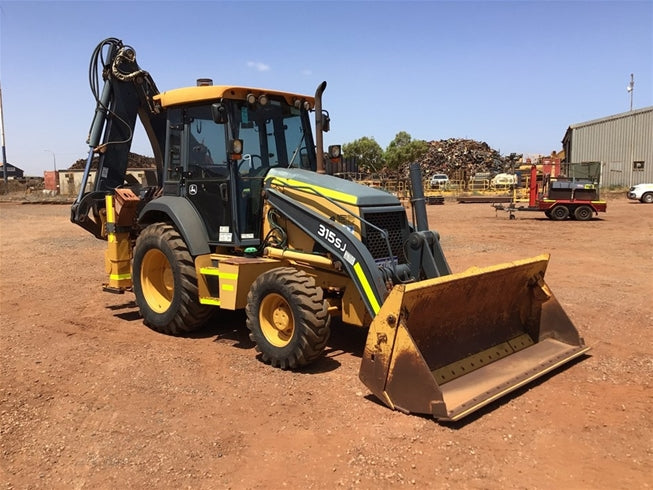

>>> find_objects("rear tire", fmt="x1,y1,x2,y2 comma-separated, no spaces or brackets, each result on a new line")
641,193,653,204
133,222,212,335
574,205,593,221
550,205,569,221
246,267,330,369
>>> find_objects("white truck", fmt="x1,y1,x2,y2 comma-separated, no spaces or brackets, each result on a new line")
627,183,653,203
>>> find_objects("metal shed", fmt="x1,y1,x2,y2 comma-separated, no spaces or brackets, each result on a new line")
562,106,653,188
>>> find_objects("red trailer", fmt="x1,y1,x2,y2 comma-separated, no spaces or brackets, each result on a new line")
495,163,606,221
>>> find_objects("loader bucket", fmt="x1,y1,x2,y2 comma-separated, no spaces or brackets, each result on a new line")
359,254,589,422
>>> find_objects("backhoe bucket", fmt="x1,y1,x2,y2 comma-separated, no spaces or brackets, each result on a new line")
359,254,589,422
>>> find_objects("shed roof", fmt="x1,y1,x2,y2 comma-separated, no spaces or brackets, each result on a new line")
568,105,653,130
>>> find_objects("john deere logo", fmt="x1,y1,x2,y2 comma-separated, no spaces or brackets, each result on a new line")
188,184,198,195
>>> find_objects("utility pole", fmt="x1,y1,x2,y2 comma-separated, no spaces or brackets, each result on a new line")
627,73,634,111
0,82,8,184
44,149,57,172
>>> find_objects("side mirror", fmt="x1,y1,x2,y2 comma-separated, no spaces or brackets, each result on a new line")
211,102,227,124
322,110,331,132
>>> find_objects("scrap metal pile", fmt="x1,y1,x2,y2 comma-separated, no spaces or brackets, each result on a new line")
414,138,512,180
68,153,156,170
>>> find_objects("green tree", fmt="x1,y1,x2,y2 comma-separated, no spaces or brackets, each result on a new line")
384,131,429,172
342,136,385,174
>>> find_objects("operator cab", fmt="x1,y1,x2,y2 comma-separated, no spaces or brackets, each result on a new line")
161,90,317,249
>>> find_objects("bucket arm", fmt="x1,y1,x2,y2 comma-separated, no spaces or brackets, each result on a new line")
71,38,166,238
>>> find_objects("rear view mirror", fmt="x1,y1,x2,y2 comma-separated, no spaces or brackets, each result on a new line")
211,102,227,124
321,110,331,132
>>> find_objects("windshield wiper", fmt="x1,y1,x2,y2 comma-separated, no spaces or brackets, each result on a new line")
287,132,305,168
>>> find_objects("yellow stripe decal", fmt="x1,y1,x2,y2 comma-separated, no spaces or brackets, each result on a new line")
199,268,238,280
105,195,115,223
353,262,381,314
200,297,221,306
109,273,131,280
221,284,234,291
268,176,358,205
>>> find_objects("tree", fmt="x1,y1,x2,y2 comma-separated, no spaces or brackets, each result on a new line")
384,131,429,173
342,136,385,174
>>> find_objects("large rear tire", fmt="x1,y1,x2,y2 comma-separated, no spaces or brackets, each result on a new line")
133,222,212,335
246,267,330,369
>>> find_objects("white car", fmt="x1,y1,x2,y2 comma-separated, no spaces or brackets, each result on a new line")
627,183,653,203
429,174,450,189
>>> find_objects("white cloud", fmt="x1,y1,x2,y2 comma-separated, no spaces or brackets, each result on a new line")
301,69,313,76
247,61,270,72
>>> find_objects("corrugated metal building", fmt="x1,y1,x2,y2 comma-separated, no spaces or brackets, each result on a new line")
562,106,653,187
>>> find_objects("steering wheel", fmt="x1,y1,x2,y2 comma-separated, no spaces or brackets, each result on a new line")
238,154,263,174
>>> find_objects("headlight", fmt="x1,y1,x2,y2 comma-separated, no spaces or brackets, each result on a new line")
328,145,341,159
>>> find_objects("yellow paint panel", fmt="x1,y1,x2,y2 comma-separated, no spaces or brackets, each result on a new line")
155,85,314,109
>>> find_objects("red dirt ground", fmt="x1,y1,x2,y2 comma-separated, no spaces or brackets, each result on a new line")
1,195,651,489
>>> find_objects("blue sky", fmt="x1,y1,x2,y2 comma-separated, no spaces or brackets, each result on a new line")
1,0,651,176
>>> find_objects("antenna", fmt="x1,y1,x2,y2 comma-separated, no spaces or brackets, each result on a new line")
0,82,7,184
627,73,634,111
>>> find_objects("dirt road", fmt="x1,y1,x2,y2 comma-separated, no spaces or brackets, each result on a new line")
1,196,651,489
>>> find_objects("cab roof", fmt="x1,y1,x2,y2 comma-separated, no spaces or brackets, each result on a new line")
153,85,315,109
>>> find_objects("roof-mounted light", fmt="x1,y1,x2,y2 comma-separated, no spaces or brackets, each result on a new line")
293,98,311,111
246,93,269,106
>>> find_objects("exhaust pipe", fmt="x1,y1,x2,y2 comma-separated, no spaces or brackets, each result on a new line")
314,81,327,174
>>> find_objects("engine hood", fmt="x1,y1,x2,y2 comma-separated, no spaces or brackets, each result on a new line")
265,168,401,207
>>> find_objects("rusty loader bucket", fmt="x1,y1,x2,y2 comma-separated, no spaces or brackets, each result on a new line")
359,254,589,422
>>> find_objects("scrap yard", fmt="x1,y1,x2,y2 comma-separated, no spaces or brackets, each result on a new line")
0,0,651,487
1,195,651,488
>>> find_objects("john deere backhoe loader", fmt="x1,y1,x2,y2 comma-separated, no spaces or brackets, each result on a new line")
71,38,589,421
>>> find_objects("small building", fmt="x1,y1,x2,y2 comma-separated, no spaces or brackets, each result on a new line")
0,162,25,179
562,106,653,187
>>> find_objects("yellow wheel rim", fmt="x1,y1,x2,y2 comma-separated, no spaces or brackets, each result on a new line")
259,293,294,347
140,249,174,313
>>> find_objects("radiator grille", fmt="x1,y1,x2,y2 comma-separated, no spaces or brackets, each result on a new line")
362,210,408,264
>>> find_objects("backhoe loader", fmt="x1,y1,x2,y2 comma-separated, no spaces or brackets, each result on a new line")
71,38,589,421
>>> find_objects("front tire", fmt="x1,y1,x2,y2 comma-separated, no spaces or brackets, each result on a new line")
246,267,330,369
132,222,212,335
641,193,653,204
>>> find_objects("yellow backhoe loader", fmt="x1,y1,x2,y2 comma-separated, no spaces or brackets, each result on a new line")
71,38,589,422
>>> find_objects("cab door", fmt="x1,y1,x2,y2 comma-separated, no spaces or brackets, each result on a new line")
182,106,234,244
